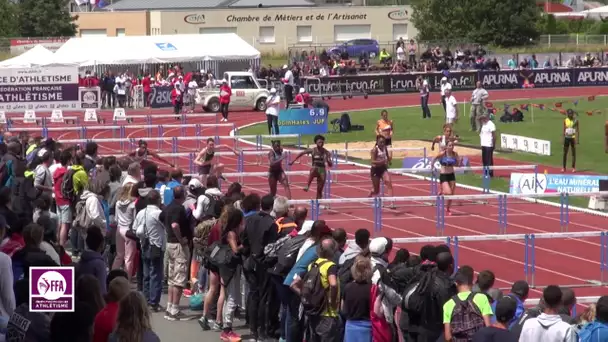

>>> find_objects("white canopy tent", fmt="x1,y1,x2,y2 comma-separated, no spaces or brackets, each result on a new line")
53,33,261,66
0,45,55,68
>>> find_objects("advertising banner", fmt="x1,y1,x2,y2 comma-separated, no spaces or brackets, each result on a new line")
401,157,470,174
509,173,608,194
150,86,173,108
302,67,608,96
278,107,328,135
0,66,80,111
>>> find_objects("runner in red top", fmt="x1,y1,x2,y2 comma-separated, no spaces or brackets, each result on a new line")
142,73,152,107
219,79,232,122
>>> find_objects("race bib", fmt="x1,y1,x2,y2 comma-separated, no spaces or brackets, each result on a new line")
565,127,575,136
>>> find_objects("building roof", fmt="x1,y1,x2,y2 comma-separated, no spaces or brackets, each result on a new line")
104,0,314,10
537,2,574,13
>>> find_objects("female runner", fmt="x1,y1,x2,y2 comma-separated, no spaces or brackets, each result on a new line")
431,123,459,151
375,109,394,146
562,109,579,173
126,140,174,168
432,141,461,215
268,140,292,199
368,136,395,207
194,137,238,182
289,135,333,199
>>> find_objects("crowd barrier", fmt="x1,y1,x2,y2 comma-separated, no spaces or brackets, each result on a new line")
288,191,608,235
301,67,608,95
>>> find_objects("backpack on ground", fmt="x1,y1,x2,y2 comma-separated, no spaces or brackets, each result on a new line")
301,260,331,316
450,293,485,342
271,234,308,276
60,168,78,202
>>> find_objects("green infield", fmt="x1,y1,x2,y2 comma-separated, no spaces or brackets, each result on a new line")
236,96,608,207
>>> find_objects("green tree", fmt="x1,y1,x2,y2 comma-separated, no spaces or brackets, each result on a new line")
0,0,19,37
17,0,77,37
411,0,541,47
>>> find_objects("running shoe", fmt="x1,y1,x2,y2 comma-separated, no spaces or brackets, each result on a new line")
165,311,191,321
198,317,211,331
220,331,242,342
303,186,309,192
213,321,224,331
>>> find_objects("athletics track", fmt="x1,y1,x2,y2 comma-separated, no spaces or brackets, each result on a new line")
7,86,608,307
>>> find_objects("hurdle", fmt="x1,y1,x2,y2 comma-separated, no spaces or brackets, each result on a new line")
288,191,608,236
385,230,608,289
59,134,302,153
5,116,80,130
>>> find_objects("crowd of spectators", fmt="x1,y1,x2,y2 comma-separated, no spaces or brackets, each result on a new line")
1,133,608,342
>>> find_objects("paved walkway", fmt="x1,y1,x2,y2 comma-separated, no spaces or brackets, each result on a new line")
151,294,251,340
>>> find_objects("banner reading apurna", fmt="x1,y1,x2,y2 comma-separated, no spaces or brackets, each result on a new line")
301,67,608,95
0,66,80,112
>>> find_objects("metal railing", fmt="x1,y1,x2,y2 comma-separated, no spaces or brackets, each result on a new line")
539,34,608,46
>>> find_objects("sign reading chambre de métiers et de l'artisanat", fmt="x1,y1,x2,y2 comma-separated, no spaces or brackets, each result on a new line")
0,66,80,112
226,12,368,23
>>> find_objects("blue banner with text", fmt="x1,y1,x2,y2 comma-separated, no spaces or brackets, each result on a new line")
278,108,328,135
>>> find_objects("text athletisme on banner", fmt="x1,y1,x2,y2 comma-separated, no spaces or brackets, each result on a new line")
0,66,79,111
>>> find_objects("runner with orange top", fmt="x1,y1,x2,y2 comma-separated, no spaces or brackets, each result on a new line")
375,110,394,146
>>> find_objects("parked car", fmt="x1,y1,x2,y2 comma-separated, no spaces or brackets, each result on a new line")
329,39,380,59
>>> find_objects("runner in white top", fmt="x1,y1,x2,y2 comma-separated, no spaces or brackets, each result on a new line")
265,88,281,135
440,77,452,112
444,88,458,124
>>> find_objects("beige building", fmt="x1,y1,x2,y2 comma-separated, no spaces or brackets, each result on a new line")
75,6,416,54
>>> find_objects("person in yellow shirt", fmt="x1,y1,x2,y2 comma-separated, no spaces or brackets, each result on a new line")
562,109,579,173
379,48,392,67
443,266,493,341
291,237,339,341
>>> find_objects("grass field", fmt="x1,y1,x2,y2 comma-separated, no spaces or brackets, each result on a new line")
238,96,608,206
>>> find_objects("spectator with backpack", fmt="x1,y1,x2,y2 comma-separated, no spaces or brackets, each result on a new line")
193,175,223,221
242,194,279,341
73,181,107,239
134,190,166,312
71,152,90,197
442,266,492,341
472,296,518,342
578,296,608,342
491,280,528,328
53,150,73,247
284,220,331,342
291,237,340,342
161,169,183,206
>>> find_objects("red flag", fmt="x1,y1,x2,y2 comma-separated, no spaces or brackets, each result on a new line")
555,102,563,108
588,95,596,101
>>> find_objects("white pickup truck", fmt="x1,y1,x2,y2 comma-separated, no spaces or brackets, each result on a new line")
196,71,270,112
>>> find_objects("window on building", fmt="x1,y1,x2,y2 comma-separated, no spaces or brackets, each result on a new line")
333,25,371,42
392,24,408,41
80,29,107,37
116,28,126,37
258,26,275,44
296,26,313,43
199,27,237,34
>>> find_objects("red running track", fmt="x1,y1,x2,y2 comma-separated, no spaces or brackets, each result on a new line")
9,86,608,304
